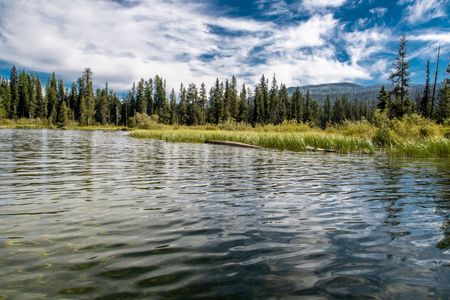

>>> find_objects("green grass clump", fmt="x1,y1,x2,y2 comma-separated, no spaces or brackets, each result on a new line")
387,138,450,157
325,120,377,139
2,113,449,157
390,114,444,139
130,117,450,157
130,129,376,154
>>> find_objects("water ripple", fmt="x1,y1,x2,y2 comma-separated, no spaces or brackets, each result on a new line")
0,129,449,298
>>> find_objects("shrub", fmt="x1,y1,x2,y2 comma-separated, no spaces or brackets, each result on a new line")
129,113,168,129
391,114,442,139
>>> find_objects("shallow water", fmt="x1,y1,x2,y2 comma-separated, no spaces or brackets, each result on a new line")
0,129,449,299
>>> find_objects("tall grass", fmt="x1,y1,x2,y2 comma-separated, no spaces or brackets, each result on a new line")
0,118,127,131
130,114,450,157
0,118,53,129
2,114,449,157
131,129,376,154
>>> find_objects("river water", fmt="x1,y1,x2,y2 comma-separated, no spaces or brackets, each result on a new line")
0,129,449,299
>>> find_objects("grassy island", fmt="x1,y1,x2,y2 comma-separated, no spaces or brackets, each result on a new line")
129,113,450,157
2,113,449,157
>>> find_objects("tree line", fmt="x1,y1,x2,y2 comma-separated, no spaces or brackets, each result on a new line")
376,36,449,123
0,36,449,127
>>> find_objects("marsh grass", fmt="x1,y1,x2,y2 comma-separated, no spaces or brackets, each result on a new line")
0,118,127,131
130,115,450,157
0,118,53,129
2,115,449,157
131,129,376,154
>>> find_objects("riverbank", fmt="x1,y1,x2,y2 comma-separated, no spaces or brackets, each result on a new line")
129,115,450,157
0,119,127,131
2,116,450,157
130,128,450,157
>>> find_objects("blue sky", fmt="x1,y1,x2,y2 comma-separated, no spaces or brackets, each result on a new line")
0,0,448,91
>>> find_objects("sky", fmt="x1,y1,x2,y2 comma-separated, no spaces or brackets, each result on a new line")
0,0,449,92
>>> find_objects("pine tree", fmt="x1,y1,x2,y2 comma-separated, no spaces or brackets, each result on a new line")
262,76,269,122
56,79,65,123
0,92,5,119
122,92,132,126
342,95,351,120
209,79,223,124
351,98,361,121
136,78,146,114
254,75,268,124
388,35,411,118
435,62,450,123
238,84,248,123
246,87,254,124
419,60,431,117
377,85,389,111
332,97,345,124
28,75,37,119
110,94,121,126
253,84,260,124
69,82,78,120
322,96,332,127
290,87,303,122
18,69,29,118
223,79,231,122
199,82,207,124
311,99,321,126
303,90,314,123
35,77,46,119
0,79,11,119
58,99,69,126
277,84,288,124
153,75,169,122
46,73,58,124
129,82,136,116
169,88,177,124
186,83,200,125
269,75,279,124
178,83,188,124
83,68,95,125
79,95,87,125
359,100,367,120
9,66,19,119
98,87,109,124
145,79,153,116
230,76,238,120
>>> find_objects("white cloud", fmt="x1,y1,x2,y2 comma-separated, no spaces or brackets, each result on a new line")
344,28,390,65
403,0,448,24
267,52,371,86
271,14,337,50
302,0,347,9
409,32,450,44
256,0,295,17
0,0,389,91
369,7,388,17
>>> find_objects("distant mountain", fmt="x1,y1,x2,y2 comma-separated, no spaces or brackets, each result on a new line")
287,82,426,104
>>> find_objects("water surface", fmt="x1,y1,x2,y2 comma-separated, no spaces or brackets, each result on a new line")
0,129,449,299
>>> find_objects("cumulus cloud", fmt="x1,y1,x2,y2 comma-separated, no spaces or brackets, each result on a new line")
0,0,385,91
344,28,391,65
271,14,337,50
402,0,448,24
